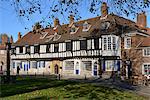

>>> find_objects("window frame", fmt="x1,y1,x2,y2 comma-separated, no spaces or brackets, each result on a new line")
80,40,87,50
34,45,40,54
143,63,150,75
19,46,23,54
143,48,150,57
124,37,131,49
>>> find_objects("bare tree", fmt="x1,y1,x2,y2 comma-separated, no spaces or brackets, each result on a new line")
0,0,149,28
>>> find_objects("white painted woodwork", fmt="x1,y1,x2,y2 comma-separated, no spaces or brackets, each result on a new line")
40,45,46,53
31,46,34,54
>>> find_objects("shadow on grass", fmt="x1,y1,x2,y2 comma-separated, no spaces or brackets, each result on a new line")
1,76,78,97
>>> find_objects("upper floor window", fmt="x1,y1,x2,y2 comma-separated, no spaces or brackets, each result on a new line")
80,40,87,50
66,42,72,51
94,38,99,50
143,48,150,56
19,46,23,53
87,39,94,50
34,45,40,53
102,36,117,50
26,46,30,54
70,24,79,34
54,44,59,52
124,37,131,49
82,21,91,32
46,44,51,53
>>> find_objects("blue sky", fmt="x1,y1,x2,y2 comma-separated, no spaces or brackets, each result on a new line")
0,1,150,42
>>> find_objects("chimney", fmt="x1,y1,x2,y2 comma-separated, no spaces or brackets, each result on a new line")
54,18,60,27
101,2,108,17
69,15,74,24
2,34,8,45
137,12,147,27
10,35,13,43
18,32,22,41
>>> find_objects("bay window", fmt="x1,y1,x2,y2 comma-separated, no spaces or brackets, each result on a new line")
102,35,117,50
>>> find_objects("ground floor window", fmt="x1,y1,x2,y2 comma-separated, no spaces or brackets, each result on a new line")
82,61,92,71
32,61,37,69
64,61,74,70
105,60,118,71
143,64,150,75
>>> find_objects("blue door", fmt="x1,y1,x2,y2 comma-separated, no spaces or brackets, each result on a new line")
93,62,98,76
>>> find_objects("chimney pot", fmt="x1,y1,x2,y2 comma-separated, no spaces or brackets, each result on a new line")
18,32,22,41
101,2,108,17
54,18,60,27
69,15,74,24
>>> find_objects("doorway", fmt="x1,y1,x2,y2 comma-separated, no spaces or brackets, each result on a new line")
54,64,59,74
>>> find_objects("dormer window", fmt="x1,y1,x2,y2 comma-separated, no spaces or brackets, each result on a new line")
53,32,61,41
40,32,48,39
82,21,91,32
70,24,79,34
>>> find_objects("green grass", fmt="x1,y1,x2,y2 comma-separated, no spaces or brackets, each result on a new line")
0,77,147,100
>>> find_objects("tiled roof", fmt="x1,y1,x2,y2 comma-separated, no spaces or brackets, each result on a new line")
13,14,150,46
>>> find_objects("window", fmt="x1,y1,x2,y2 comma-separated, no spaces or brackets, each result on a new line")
65,61,74,70
40,61,45,68
34,45,40,53
103,37,107,50
102,36,117,50
143,48,150,56
73,41,80,51
94,38,99,50
26,46,30,54
105,60,114,71
80,40,87,50
12,62,15,68
124,37,131,49
87,40,92,50
19,46,23,53
32,61,37,69
70,24,79,34
54,44,59,52
82,22,91,31
66,42,72,51
46,44,51,53
11,48,16,55
82,61,92,71
143,64,150,75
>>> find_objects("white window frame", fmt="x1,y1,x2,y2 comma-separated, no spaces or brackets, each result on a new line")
124,37,131,49
142,63,150,75
143,47,150,57
102,35,118,51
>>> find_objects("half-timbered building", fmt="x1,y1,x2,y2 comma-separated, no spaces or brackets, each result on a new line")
10,3,150,80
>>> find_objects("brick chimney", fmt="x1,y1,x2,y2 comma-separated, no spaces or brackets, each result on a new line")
137,12,147,28
10,35,13,43
54,18,60,27
2,34,8,45
18,32,22,41
69,15,74,24
101,2,108,17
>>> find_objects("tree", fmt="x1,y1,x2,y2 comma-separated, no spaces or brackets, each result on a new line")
0,0,150,28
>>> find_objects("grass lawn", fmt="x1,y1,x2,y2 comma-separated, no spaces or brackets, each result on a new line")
0,77,147,100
